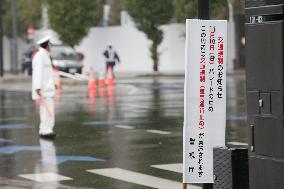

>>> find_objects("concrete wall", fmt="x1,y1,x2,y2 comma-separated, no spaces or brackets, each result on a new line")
159,24,185,72
3,36,26,72
32,22,235,74
76,23,186,74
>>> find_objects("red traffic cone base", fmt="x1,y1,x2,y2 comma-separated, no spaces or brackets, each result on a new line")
88,66,97,89
106,67,115,85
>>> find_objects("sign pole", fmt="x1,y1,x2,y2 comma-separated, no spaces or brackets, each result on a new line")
198,0,209,20
199,1,213,189
184,1,226,189
183,1,209,188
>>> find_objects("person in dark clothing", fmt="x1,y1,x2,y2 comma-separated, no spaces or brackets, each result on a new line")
103,44,120,78
22,44,37,76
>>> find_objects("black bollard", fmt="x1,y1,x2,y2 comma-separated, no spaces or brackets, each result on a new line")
202,183,213,189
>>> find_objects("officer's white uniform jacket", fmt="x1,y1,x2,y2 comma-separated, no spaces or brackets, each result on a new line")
32,47,55,100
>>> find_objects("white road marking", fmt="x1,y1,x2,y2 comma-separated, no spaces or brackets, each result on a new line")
0,117,26,121
114,125,135,129
227,141,248,146
87,168,201,189
122,84,139,95
19,173,72,182
59,71,84,81
147,129,171,135
151,163,182,173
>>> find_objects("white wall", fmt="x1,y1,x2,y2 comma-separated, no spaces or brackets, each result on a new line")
32,22,234,74
3,36,26,72
159,24,185,72
76,23,186,74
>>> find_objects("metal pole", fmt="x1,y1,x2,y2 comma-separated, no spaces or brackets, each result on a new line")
198,0,213,188
183,1,212,188
198,0,209,20
11,0,18,74
0,0,3,77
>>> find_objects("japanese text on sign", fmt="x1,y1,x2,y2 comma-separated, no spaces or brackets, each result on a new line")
183,19,227,183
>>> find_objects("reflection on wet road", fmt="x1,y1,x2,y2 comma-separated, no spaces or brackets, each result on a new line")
0,74,246,189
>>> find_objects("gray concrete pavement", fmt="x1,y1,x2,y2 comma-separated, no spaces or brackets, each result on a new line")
0,72,246,189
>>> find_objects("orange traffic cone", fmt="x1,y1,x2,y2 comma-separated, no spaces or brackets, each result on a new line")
88,88,96,113
98,69,106,87
82,64,86,76
88,66,97,89
106,66,114,85
53,67,62,89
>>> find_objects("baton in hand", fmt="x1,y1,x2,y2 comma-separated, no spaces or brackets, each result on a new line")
40,97,53,117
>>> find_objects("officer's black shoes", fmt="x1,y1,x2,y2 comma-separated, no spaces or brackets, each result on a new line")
39,133,56,140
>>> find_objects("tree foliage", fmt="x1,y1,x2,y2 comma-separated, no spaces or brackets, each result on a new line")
2,0,42,39
210,0,228,19
108,0,123,25
173,0,197,22
124,0,174,72
173,0,228,21
46,0,103,47
233,0,245,14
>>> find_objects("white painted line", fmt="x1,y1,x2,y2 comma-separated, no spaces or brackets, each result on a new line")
19,173,72,182
147,129,171,135
114,125,135,130
121,84,139,95
87,168,199,189
74,73,89,81
87,168,201,189
0,117,26,121
59,71,83,81
227,141,248,146
151,163,182,173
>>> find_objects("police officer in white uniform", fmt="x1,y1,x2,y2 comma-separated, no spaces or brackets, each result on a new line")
32,36,56,139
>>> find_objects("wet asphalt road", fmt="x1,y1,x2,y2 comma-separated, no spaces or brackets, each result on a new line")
0,74,247,189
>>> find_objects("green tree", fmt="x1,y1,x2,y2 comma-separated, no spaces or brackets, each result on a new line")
2,0,42,39
210,0,228,19
173,0,228,21
107,0,123,25
173,0,197,22
46,0,103,47
233,0,245,14
124,0,174,72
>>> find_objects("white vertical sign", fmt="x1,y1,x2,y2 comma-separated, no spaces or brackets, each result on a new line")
183,19,227,183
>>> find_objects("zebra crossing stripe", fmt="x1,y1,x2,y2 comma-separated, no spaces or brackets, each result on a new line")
227,141,248,146
0,117,26,121
114,125,135,129
87,167,201,189
146,129,171,135
151,163,182,173
19,172,72,182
